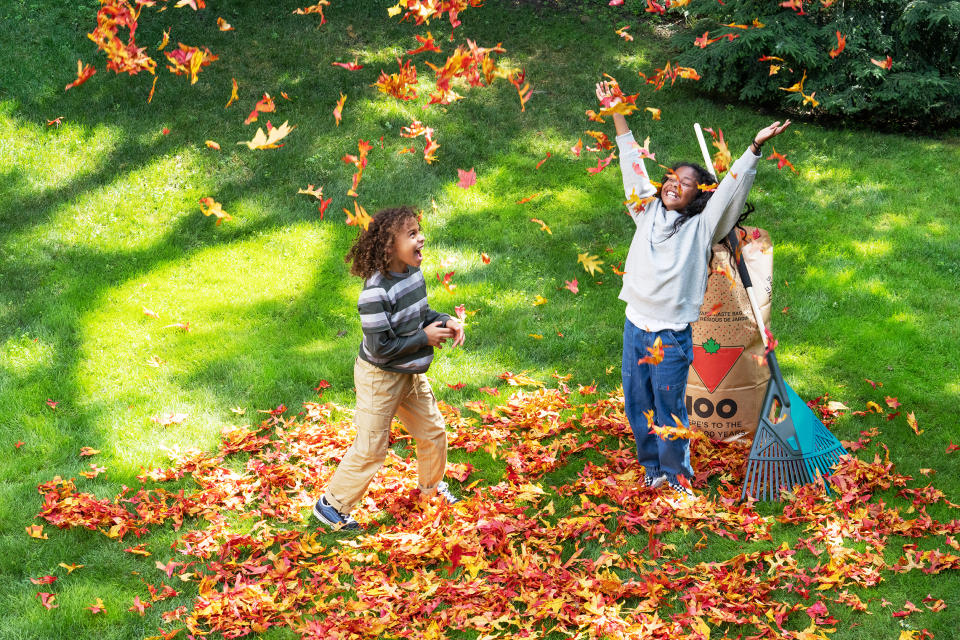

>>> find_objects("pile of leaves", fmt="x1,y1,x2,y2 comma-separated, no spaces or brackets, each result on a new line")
31,383,959,639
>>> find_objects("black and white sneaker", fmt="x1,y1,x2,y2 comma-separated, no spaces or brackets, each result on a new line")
643,472,667,489
312,496,360,531
435,481,459,504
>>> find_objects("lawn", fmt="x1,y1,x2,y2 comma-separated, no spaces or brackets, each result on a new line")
1,0,959,638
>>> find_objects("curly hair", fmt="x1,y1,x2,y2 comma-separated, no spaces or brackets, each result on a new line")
344,206,419,280
658,162,717,238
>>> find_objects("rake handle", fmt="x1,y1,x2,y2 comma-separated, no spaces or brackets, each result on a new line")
725,227,790,406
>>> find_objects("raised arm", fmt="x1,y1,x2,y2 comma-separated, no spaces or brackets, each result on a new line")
700,120,791,242
597,81,656,220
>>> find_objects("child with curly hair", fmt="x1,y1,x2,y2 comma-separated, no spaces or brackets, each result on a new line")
596,80,790,499
314,206,464,530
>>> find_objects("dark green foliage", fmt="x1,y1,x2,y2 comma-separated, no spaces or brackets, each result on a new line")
670,0,960,129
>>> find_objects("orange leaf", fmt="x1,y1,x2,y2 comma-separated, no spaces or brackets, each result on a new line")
65,60,96,91
26,525,48,539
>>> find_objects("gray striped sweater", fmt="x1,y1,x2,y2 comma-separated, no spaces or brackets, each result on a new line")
357,267,450,373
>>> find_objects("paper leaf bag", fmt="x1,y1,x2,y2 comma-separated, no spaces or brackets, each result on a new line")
686,227,773,442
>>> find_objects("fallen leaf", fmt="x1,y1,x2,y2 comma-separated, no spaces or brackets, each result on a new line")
564,278,579,294
151,413,188,426
86,598,107,614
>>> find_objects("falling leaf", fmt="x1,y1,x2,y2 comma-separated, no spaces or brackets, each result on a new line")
645,107,662,120
871,55,893,70
344,201,372,230
828,31,846,58
65,60,96,91
530,218,552,234
779,69,807,94
947,442,959,454
535,152,551,170
480,252,491,264
14,440,25,449
615,25,633,41
333,92,347,126
143,307,160,319
225,78,238,108
199,197,233,225
571,138,583,157
639,336,670,365
766,146,798,173
158,29,170,51
587,153,615,174
239,119,295,150
217,17,233,31
508,68,532,112
564,279,579,294
447,382,466,390
906,412,922,435
516,192,540,204
332,58,363,71
26,525,48,539
164,44,218,85
577,253,604,276
298,184,325,200
457,168,477,189
408,32,442,55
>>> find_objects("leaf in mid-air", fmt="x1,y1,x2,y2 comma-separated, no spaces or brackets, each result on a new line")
577,253,604,276
199,197,233,224
457,168,477,189
237,120,295,150
65,60,96,91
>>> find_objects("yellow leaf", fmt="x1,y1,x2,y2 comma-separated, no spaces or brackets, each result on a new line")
577,252,605,276
238,120,295,150
532,295,548,306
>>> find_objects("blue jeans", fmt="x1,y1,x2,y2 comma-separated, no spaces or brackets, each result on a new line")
622,319,695,481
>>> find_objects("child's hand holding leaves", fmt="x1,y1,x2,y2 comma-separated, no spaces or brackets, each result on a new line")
424,321,454,348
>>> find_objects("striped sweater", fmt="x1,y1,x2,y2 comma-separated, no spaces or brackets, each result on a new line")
357,267,450,373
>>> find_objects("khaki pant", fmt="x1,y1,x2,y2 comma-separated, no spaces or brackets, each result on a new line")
324,357,448,514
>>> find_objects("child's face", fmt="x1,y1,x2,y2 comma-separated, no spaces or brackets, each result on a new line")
661,166,699,211
388,217,424,272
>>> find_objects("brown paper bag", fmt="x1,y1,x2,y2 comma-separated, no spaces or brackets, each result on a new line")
686,227,773,442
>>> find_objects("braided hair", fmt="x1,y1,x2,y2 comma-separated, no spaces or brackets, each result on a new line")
344,206,418,280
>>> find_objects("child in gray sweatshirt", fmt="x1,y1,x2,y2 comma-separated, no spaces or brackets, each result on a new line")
596,80,790,498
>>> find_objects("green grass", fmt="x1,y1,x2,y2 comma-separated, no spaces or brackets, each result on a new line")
1,0,959,638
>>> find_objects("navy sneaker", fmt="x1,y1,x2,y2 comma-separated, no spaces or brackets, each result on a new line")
312,496,359,531
435,481,459,504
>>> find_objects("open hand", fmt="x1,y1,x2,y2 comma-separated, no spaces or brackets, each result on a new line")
595,80,620,106
753,120,792,146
